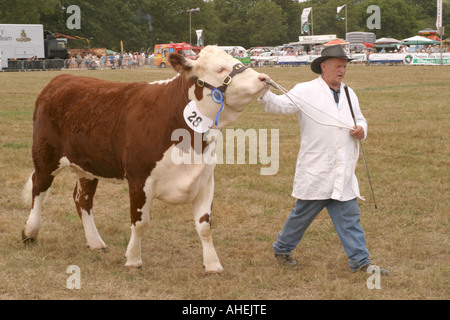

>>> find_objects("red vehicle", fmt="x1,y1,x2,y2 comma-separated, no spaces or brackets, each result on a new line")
153,42,200,67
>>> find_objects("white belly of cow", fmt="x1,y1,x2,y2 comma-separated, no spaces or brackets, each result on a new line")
149,145,215,205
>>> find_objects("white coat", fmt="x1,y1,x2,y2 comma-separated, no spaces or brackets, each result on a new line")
258,76,367,201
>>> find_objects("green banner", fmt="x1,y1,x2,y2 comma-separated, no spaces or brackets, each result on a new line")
404,53,450,65
236,57,251,64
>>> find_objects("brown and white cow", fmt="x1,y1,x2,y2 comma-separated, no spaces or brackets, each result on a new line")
22,46,269,273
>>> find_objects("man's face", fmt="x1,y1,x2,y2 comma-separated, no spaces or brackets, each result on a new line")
321,58,348,88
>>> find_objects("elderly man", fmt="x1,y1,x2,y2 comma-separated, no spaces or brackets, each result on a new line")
259,45,386,274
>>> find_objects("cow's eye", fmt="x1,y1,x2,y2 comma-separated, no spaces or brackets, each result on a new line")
217,68,226,73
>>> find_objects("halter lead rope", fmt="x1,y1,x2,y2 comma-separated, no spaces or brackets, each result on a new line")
264,79,353,130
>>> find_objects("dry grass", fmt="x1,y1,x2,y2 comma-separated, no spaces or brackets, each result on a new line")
0,64,448,300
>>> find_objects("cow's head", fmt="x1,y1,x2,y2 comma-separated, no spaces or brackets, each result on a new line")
169,45,269,129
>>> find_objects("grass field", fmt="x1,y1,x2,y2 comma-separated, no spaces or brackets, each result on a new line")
0,64,448,300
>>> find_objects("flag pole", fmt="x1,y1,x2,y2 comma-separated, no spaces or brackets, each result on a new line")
437,0,443,65
337,5,347,36
345,5,348,35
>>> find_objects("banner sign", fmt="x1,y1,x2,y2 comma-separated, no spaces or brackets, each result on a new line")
298,34,336,44
367,53,449,65
236,57,251,64
301,7,312,34
252,53,449,66
277,55,318,64
368,53,405,63
276,54,366,65
403,53,450,65
196,29,203,47
348,54,367,62
437,0,443,29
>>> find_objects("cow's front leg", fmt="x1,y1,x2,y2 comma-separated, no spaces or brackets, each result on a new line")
193,175,223,273
125,177,152,268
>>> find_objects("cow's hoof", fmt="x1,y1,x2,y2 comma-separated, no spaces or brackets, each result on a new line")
204,264,224,274
86,241,107,251
22,230,36,249
87,245,108,253
205,269,223,274
125,260,143,269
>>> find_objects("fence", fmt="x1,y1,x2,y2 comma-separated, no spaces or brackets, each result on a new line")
2,52,449,72
251,52,450,67
2,59,66,71
1,56,154,71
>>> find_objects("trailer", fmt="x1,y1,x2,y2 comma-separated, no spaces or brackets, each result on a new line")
0,24,68,70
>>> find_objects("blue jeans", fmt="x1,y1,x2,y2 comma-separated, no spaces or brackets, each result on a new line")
273,198,370,272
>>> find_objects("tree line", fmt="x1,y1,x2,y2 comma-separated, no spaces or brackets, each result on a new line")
0,0,447,52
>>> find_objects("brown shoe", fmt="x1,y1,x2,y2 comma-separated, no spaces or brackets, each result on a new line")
274,254,297,267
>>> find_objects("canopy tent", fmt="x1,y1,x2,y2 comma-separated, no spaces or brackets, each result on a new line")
418,28,442,42
375,37,402,44
324,38,348,46
419,28,439,35
374,37,402,49
402,35,440,45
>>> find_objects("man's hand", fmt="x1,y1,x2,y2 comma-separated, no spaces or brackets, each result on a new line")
350,125,365,140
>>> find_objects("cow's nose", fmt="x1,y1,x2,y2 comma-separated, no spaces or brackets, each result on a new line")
258,73,270,83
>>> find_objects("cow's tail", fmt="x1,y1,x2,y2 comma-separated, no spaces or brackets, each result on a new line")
22,173,34,207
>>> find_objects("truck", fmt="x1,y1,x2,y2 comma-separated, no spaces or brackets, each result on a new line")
346,32,376,53
0,24,69,70
153,42,199,67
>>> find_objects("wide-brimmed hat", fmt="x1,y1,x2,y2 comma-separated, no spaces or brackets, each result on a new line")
311,45,353,74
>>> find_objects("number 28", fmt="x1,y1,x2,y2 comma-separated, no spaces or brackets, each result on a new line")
187,111,203,127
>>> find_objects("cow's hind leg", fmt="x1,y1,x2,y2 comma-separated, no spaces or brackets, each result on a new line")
125,177,151,268
193,176,223,273
73,175,106,250
22,171,54,246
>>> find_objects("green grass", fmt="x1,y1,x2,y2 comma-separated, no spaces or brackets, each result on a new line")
0,65,449,300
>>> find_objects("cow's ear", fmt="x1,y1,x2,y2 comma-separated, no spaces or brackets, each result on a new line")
168,53,194,74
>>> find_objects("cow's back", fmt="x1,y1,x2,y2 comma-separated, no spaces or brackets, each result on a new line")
35,74,149,128
33,74,166,179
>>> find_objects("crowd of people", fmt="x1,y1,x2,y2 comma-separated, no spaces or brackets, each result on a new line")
67,51,150,70
378,44,448,54
64,42,449,70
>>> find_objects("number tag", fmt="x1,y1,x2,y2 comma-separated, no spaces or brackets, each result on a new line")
183,100,213,133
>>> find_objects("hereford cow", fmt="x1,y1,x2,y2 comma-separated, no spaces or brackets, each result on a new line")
22,46,270,273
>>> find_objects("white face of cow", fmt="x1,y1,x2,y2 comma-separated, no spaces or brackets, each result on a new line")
169,46,269,128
